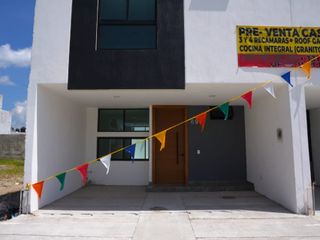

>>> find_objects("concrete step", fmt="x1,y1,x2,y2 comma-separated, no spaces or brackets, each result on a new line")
146,181,254,192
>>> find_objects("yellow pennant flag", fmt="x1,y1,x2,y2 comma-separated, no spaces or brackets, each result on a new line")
301,61,311,80
155,130,167,151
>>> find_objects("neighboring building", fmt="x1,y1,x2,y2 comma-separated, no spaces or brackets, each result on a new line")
25,0,320,214
0,95,12,134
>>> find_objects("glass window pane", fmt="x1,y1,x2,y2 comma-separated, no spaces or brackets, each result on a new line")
97,138,123,160
99,25,156,49
98,110,124,132
124,139,148,159
129,0,156,20
100,0,127,20
125,109,149,132
98,138,148,160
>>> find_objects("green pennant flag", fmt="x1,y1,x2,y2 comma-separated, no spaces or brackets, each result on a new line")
56,173,66,191
219,102,230,120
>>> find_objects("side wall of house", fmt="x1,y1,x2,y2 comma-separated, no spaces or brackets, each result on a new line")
245,85,312,214
36,86,86,209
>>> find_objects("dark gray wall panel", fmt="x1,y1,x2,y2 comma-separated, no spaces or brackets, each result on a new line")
188,106,247,181
68,0,185,89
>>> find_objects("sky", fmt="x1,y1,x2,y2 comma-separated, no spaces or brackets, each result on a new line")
0,0,35,128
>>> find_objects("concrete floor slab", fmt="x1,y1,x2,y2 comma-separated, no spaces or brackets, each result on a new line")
196,238,320,240
1,185,320,239
45,186,146,212
191,218,320,238
0,214,138,239
133,212,195,240
0,237,131,240
142,192,186,211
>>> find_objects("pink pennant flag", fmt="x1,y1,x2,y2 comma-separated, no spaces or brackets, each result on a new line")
195,112,207,131
241,91,253,109
76,163,89,185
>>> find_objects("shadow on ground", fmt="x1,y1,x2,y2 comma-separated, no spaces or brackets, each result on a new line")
315,186,320,215
0,191,20,220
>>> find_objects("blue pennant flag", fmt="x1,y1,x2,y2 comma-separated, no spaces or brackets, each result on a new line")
281,72,293,87
126,144,136,161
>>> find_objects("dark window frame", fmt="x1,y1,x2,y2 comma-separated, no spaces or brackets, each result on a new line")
97,137,149,161
97,0,158,50
98,108,150,132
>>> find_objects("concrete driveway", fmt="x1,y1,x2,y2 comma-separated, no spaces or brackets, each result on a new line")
1,185,320,239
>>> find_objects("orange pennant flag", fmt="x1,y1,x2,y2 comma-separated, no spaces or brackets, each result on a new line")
195,112,207,131
32,181,45,199
301,61,311,80
155,130,167,151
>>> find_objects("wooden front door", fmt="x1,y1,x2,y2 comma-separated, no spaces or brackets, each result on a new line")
152,106,188,185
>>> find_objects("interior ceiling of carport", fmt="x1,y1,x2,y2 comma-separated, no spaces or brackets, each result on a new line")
40,83,285,108
305,85,320,109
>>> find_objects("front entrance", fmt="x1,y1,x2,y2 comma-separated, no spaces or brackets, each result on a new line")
152,106,188,185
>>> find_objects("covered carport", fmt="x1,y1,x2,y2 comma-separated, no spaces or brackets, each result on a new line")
24,81,314,215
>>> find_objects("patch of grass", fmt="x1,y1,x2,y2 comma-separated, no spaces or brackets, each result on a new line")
0,159,24,178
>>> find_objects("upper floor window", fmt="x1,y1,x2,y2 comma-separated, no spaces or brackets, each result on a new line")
98,0,157,49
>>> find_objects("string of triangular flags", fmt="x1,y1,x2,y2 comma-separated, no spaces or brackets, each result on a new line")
28,55,319,199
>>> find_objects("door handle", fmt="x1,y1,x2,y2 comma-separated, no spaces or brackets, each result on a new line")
176,132,179,165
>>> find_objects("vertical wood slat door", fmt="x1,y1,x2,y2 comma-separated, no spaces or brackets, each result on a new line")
153,106,188,185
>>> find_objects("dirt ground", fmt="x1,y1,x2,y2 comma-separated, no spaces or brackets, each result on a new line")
0,160,23,196
0,176,22,196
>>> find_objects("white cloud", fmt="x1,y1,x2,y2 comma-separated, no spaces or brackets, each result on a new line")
11,100,27,128
0,75,15,86
0,44,31,68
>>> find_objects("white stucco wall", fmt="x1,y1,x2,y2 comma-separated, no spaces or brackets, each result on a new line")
0,95,12,134
25,86,86,211
309,108,320,185
0,110,12,134
185,0,320,84
85,108,149,186
29,0,72,85
245,83,312,214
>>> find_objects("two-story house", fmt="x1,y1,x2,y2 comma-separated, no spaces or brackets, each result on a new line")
24,0,320,214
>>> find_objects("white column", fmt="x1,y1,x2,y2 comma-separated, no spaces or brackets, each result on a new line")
289,78,312,214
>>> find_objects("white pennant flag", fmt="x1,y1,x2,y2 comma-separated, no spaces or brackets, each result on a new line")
264,82,276,99
100,155,111,175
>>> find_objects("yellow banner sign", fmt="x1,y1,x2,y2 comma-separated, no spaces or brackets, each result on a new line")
237,26,320,55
